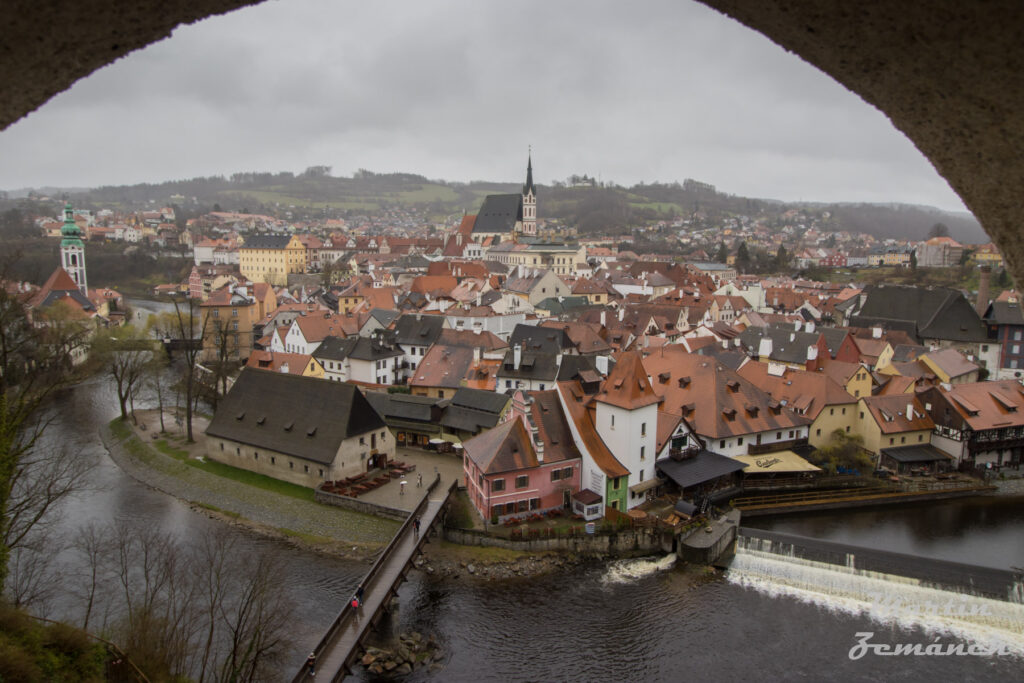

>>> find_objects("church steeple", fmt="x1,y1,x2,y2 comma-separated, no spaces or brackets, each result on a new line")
521,149,537,236
60,203,88,295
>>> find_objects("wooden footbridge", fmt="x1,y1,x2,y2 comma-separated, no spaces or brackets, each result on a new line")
291,474,456,682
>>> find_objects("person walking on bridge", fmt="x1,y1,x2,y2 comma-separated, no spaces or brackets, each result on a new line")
414,516,421,538
306,651,317,677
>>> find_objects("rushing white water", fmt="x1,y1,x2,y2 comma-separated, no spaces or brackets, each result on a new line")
727,543,1024,657
600,554,677,585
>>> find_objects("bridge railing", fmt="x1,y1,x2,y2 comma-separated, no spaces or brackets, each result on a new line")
292,473,452,683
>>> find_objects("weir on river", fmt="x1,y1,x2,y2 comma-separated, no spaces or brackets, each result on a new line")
728,528,1024,657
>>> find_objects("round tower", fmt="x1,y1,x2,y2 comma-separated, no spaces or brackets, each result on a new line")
60,203,88,295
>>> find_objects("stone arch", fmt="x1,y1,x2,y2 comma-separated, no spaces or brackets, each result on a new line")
3,0,1023,280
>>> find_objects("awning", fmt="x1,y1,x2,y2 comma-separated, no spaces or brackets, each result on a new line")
734,450,821,473
628,477,662,494
880,444,954,464
657,451,746,489
428,438,445,444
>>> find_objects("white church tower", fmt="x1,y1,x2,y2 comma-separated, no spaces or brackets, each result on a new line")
60,203,88,295
521,150,537,237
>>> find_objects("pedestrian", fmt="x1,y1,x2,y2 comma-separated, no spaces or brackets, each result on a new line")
417,472,423,487
414,516,421,537
356,585,365,604
306,651,317,677
400,478,406,495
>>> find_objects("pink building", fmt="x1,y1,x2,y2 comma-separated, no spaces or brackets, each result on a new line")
462,390,581,522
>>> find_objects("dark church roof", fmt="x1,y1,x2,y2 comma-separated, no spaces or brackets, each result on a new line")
473,194,522,234
206,369,384,464
243,234,293,249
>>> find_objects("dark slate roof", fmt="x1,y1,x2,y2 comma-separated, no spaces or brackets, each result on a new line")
442,389,509,433
985,300,1024,326
243,234,293,249
880,444,955,464
738,325,820,365
536,296,592,315
851,285,988,344
556,354,606,381
473,194,522,234
820,327,849,358
206,369,384,464
311,336,358,362
36,288,94,311
498,349,560,381
347,335,404,361
367,308,400,327
450,387,510,414
393,314,445,346
510,323,572,354
364,392,441,423
656,451,746,489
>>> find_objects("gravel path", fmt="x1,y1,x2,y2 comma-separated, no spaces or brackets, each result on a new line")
100,422,399,558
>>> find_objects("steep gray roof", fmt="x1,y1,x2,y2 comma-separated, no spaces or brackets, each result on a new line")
510,323,572,354
312,336,358,362
738,325,820,365
851,285,988,343
392,314,445,346
497,349,560,381
473,194,522,233
206,369,384,465
243,234,293,249
985,300,1024,326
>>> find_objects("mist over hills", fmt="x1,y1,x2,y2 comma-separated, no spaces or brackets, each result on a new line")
4,169,987,243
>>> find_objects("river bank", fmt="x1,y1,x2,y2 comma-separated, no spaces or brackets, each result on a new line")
101,412,398,561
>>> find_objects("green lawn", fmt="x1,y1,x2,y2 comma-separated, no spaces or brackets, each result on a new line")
109,419,315,502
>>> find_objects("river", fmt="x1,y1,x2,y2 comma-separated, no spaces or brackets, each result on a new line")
38,299,1023,680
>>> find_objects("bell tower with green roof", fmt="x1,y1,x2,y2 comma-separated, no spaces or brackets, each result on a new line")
60,203,88,295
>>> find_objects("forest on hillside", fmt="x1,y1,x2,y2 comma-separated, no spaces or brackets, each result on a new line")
2,168,988,243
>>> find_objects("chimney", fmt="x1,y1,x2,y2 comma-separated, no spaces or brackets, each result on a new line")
530,419,544,463
872,326,882,339
595,355,609,375
794,320,802,332
906,402,914,420
805,321,815,334
600,310,607,327
789,332,796,342
473,345,481,361
806,345,819,371
977,264,992,316
618,308,625,322
514,343,522,370
758,337,773,359
280,362,289,374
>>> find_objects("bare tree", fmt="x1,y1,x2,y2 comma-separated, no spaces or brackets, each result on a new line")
168,293,209,442
145,344,172,433
73,522,295,682
0,263,90,589
93,325,153,421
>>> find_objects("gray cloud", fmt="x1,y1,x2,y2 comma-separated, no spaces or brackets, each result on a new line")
0,0,966,211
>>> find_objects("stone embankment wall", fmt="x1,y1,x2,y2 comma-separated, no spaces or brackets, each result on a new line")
315,489,410,522
443,527,667,555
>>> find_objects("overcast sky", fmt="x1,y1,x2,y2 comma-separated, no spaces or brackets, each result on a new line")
0,0,968,212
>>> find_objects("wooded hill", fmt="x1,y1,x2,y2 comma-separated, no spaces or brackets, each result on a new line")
6,168,987,243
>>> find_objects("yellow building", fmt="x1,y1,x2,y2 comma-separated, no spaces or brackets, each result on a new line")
822,361,873,399
200,282,277,361
239,234,306,285
855,395,934,458
972,243,1004,268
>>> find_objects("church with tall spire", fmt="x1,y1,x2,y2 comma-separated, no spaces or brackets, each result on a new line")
521,151,537,237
